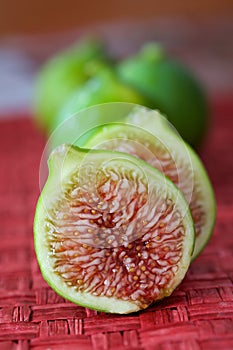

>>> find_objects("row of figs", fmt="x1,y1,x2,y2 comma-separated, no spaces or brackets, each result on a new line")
34,38,216,314
34,37,209,148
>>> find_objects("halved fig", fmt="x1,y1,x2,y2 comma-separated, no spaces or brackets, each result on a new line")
82,108,216,259
34,144,194,314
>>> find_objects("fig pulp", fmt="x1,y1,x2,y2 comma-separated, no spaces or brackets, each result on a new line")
82,108,216,259
34,144,194,313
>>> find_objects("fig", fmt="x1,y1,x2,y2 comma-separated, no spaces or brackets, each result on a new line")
50,68,149,133
82,107,216,259
117,43,209,148
34,37,109,132
34,144,194,314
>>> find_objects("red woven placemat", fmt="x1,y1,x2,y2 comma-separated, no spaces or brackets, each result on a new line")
0,97,233,350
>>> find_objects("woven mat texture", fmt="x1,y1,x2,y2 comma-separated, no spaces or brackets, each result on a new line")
0,97,233,350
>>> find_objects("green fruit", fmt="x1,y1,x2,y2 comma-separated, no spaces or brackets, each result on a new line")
49,102,138,151
34,144,194,314
51,68,149,133
34,37,109,131
117,43,209,148
83,107,216,259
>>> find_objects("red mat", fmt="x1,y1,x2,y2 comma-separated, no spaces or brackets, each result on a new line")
0,97,233,350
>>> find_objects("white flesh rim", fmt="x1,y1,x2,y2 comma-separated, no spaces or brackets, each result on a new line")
34,144,195,314
83,109,216,260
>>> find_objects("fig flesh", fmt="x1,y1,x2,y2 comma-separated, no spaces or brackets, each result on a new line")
82,108,216,259
34,144,194,313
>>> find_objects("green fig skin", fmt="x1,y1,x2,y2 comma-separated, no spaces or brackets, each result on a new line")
50,69,150,134
34,37,110,132
117,43,209,148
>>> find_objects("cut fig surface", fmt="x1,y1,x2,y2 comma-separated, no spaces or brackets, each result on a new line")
82,107,216,259
34,144,194,314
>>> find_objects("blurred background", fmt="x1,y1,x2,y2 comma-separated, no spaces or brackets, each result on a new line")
0,0,232,115
1,0,233,35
